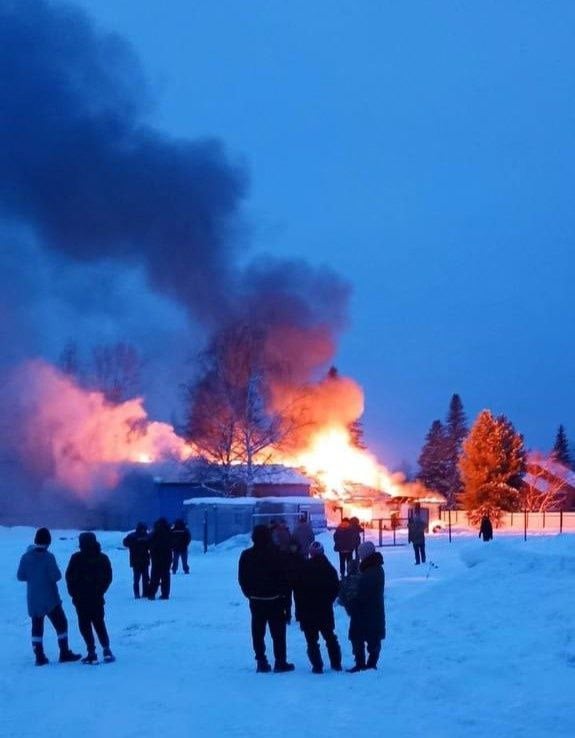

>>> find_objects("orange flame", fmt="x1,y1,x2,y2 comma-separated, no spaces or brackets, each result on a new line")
17,360,191,496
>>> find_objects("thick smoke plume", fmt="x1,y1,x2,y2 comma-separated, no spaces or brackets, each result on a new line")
0,0,351,522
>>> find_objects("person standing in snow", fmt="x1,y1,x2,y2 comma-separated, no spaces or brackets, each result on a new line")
271,519,291,552
148,517,173,600
16,527,81,666
171,518,192,574
281,537,306,624
345,541,385,672
479,515,493,541
66,532,115,664
407,505,427,565
333,518,360,578
292,514,315,558
294,541,342,673
238,525,294,673
123,522,150,598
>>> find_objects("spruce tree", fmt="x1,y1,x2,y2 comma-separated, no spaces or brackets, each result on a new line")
552,425,571,467
417,419,450,497
444,393,467,509
459,410,526,523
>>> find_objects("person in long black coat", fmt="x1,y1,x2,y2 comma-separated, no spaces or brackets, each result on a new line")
148,518,173,600
66,532,114,664
171,519,192,574
479,515,494,541
123,522,150,598
346,541,385,672
294,541,342,673
238,525,294,673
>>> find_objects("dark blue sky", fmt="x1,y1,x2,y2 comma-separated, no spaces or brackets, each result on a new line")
75,1,575,466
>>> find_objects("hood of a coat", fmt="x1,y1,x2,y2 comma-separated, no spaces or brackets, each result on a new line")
359,551,384,572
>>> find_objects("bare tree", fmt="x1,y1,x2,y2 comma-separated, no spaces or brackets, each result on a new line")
90,342,142,404
183,324,303,496
521,456,569,512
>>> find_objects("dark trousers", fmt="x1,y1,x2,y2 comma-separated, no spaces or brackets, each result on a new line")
351,638,381,668
249,599,287,664
413,543,426,564
303,626,341,669
133,564,150,598
172,549,189,574
31,604,68,644
338,551,353,578
149,562,171,599
76,604,110,652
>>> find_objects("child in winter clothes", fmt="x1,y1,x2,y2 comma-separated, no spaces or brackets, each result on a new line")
66,532,114,664
17,527,81,666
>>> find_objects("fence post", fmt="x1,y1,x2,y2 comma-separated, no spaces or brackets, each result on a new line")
203,510,208,554
448,508,452,543
560,509,563,534
542,510,545,529
393,523,397,546
378,519,383,547
523,508,527,542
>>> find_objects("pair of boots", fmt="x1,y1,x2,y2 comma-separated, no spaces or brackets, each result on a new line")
256,658,294,673
82,647,115,665
33,640,81,667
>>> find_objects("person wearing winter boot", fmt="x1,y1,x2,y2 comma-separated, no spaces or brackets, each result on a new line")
346,541,385,672
294,541,342,674
123,522,150,598
17,527,81,666
148,517,173,599
407,504,427,565
66,532,114,665
238,525,294,673
171,518,192,574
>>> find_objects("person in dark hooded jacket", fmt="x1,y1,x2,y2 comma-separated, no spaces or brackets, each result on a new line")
148,517,173,600
294,541,342,673
346,540,385,672
17,527,81,666
238,525,294,673
123,522,150,598
66,532,114,664
171,518,192,574
479,515,493,541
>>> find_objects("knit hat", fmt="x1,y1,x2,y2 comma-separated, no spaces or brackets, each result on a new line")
308,541,324,557
34,527,51,546
358,540,375,561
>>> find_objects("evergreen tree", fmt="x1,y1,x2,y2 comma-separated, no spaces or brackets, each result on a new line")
417,419,450,496
444,393,467,509
552,424,571,467
459,410,526,523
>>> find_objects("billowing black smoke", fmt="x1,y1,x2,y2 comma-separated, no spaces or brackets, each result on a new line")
0,0,350,524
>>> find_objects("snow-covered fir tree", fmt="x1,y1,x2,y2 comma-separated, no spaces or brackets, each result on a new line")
459,410,526,523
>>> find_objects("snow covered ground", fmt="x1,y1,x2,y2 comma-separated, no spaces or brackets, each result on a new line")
1,526,574,738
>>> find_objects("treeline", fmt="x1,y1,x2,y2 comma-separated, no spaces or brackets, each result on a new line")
417,394,573,522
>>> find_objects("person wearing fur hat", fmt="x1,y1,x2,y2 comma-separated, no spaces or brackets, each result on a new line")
294,541,342,673
238,525,294,673
346,540,386,672
66,532,114,664
17,527,81,666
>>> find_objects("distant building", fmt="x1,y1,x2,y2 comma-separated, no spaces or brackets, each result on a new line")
523,454,575,511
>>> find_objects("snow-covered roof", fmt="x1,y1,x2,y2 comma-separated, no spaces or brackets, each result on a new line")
183,495,324,507
526,453,575,488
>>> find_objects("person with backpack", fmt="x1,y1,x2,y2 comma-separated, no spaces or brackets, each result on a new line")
123,522,150,598
345,541,386,672
17,527,81,666
294,541,342,674
171,518,192,574
66,532,114,664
